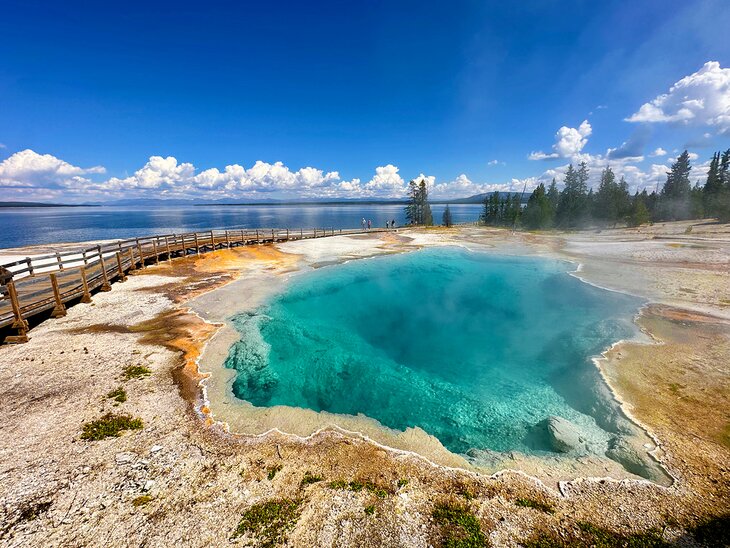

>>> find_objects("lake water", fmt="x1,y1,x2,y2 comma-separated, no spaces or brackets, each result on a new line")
224,247,644,461
0,204,482,249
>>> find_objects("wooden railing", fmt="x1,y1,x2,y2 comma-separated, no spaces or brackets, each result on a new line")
0,226,389,343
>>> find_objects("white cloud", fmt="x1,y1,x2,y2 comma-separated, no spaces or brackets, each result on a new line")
626,61,730,133
487,159,499,166
0,143,7,149
650,147,667,157
0,149,105,189
529,120,592,160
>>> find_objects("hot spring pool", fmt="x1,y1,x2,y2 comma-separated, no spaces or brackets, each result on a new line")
223,247,659,476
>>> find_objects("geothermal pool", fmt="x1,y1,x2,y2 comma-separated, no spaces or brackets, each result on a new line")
224,247,645,465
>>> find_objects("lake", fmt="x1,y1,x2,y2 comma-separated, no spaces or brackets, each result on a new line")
0,204,483,249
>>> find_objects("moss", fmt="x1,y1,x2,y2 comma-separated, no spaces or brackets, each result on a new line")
364,505,375,516
432,502,488,548
514,498,554,514
267,464,283,480
328,479,389,498
397,478,409,488
106,386,127,403
132,495,153,507
299,471,322,487
233,499,301,548
520,522,673,548
122,364,151,380
80,413,143,440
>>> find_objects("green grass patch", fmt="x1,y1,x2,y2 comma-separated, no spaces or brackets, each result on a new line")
300,471,322,487
364,505,375,516
233,499,301,548
106,386,127,403
328,479,389,498
267,464,283,480
132,495,153,507
397,478,409,488
432,502,487,548
80,413,143,440
520,522,673,548
122,364,151,380
514,498,554,514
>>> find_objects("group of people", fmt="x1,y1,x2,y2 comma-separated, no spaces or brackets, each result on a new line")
360,218,397,230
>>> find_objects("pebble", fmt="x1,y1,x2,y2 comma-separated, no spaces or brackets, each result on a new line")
150,445,163,453
115,453,135,464
143,480,156,491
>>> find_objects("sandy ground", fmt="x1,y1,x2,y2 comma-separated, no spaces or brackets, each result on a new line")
0,221,728,547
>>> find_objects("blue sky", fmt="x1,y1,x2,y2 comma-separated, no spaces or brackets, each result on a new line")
1,0,729,201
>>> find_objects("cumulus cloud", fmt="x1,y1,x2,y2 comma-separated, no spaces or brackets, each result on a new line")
529,120,592,160
0,149,105,189
626,61,730,133
650,147,667,157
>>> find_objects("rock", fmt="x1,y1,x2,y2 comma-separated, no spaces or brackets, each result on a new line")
150,445,163,454
544,416,582,453
115,452,135,465
143,480,156,492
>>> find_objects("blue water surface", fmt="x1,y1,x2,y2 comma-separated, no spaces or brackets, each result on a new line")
225,247,642,456
0,204,482,249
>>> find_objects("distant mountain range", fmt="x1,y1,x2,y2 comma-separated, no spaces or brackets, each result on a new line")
0,192,528,208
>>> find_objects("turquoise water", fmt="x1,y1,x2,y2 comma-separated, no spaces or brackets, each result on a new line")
225,248,642,457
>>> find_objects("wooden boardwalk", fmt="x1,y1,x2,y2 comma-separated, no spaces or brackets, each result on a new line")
0,227,385,343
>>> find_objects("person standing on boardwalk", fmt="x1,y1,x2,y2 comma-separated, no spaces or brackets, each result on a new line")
362,218,367,230
367,219,372,230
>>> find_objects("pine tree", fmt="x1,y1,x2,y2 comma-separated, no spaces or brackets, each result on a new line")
442,205,453,227
418,178,433,226
658,150,692,220
405,179,419,225
556,163,590,228
522,183,553,229
547,178,560,214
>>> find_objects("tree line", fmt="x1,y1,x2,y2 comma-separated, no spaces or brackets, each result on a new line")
483,149,730,230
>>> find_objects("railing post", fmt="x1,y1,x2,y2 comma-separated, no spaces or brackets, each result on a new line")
194,233,200,255
4,281,29,343
82,250,88,265
314,228,317,238
210,230,215,251
98,248,111,291
165,236,172,262
271,229,275,241
128,248,136,271
300,228,303,239
256,230,260,244
25,257,34,276
240,229,245,245
56,252,64,271
49,272,67,317
115,252,127,281
286,229,289,241
136,239,145,268
181,233,186,256
152,238,160,265
225,230,230,248
80,267,92,303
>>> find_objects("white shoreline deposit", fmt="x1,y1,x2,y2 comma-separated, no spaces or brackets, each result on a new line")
191,231,673,484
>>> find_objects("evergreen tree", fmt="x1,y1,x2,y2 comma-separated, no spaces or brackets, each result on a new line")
556,163,590,227
419,178,433,226
658,150,692,220
547,178,560,214
522,183,553,229
404,178,433,225
442,204,453,227
594,167,617,225
405,179,419,225
628,192,650,227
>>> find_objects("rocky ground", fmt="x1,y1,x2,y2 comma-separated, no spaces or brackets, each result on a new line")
0,221,728,547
